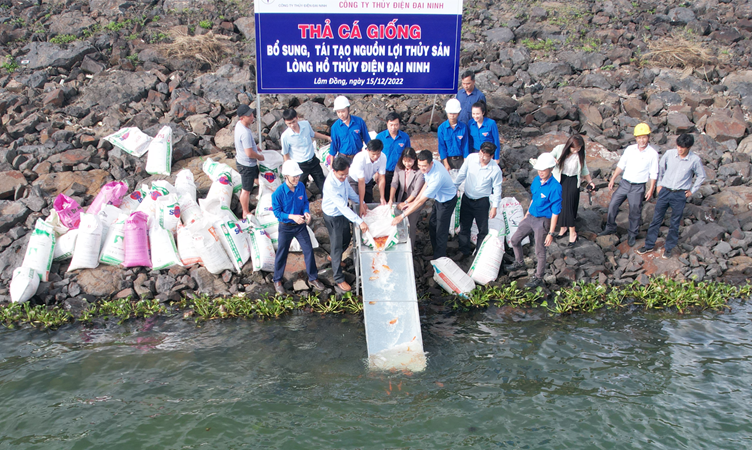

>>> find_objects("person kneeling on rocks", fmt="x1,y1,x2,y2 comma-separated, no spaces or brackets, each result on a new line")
506,153,562,289
271,161,326,295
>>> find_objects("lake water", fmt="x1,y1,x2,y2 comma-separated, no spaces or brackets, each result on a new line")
1,300,751,449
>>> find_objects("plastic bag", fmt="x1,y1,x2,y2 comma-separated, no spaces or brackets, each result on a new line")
175,169,197,202
123,212,151,268
104,127,152,157
156,193,181,234
362,205,399,250
68,213,103,271
10,267,39,304
53,229,78,261
21,218,56,281
202,157,242,194
249,228,275,272
45,210,70,237
87,181,129,215
176,224,202,266
467,230,505,286
53,193,83,230
145,125,173,176
150,224,182,270
215,220,251,273
99,215,127,266
189,219,233,274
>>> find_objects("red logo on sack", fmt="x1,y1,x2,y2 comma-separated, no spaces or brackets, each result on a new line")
218,175,231,185
130,191,142,201
262,171,276,183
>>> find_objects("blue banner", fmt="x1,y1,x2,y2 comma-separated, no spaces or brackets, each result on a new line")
254,8,463,94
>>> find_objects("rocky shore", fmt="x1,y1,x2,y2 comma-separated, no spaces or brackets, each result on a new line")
1,0,752,313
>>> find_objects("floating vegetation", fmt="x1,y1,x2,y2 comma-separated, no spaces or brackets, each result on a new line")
83,297,167,324
452,278,752,315
0,302,73,329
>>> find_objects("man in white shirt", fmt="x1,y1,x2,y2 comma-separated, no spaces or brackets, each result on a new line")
281,108,331,196
453,142,503,259
349,139,387,216
322,156,369,292
599,123,659,247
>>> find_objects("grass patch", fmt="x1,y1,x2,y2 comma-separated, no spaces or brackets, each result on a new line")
199,19,212,30
1,56,18,73
50,34,78,44
158,30,232,68
521,38,558,52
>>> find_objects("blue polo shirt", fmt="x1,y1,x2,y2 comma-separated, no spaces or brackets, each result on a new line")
468,117,501,159
423,162,457,203
528,175,562,218
329,115,370,157
375,129,411,172
437,120,469,160
272,181,310,224
456,87,486,125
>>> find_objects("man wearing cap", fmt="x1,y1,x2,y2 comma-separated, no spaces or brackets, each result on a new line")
375,112,411,202
456,70,486,125
350,139,388,216
391,150,458,259
637,133,706,259
281,108,331,196
271,160,326,295
438,98,469,171
453,142,503,260
329,96,371,159
599,123,659,247
505,153,562,288
235,104,265,219
322,156,370,292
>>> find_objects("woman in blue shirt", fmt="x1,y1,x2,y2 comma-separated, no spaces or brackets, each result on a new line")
468,101,501,162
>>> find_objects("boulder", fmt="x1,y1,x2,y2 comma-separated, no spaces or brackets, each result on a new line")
0,201,31,233
23,41,96,70
0,171,26,200
76,266,123,297
234,17,255,41
683,222,726,247
723,70,752,108
193,64,254,110
78,71,158,109
484,27,515,43
668,7,695,24
48,11,96,36
666,111,694,134
704,186,752,213
0,239,25,280
190,266,230,295
32,169,110,197
704,110,746,143
527,62,572,81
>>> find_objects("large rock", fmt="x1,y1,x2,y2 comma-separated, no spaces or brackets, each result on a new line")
33,169,110,197
23,41,96,70
234,17,255,41
79,71,158,109
683,222,726,247
163,0,216,12
213,125,235,151
498,47,530,67
484,27,515,43
666,111,694,133
668,7,695,24
89,0,138,15
49,11,96,36
76,266,123,297
0,201,30,233
0,171,26,200
296,100,337,131
190,266,230,295
722,70,752,108
527,61,572,81
704,186,752,213
0,239,25,280
557,51,606,71
194,64,254,110
529,132,620,177
737,135,752,156
704,110,747,143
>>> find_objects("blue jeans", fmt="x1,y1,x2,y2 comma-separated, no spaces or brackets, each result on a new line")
273,222,318,283
644,188,687,253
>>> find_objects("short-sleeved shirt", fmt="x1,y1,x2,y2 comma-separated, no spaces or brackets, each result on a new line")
235,121,258,167
375,129,411,172
349,151,386,183
456,87,486,124
422,162,458,203
329,115,370,157
437,120,469,160
281,120,316,163
528,176,562,218
617,144,659,183
468,117,501,159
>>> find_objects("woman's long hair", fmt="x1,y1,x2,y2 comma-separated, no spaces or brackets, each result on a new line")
556,134,586,170
397,147,418,170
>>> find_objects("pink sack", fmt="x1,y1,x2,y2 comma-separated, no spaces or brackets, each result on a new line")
53,194,83,229
87,181,129,215
123,211,151,268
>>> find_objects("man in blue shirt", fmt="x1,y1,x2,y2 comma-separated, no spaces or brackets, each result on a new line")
453,142,503,260
392,150,458,259
375,112,411,202
456,70,486,125
437,98,469,170
271,160,326,295
468,101,501,161
281,108,331,196
506,153,562,288
329,96,371,159
322,156,369,292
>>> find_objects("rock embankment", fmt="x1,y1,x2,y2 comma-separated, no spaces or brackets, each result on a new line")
1,0,752,309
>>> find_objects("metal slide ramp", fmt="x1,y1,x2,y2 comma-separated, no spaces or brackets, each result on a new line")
353,204,426,372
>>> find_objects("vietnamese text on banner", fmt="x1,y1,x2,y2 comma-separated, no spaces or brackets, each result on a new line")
254,0,464,94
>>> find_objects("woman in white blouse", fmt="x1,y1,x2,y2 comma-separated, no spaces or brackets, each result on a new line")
550,134,595,246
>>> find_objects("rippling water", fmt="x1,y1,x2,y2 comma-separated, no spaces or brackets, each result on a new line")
1,300,751,449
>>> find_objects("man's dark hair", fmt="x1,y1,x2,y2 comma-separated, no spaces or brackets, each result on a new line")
472,101,487,115
461,70,475,81
385,112,401,123
480,142,496,156
367,140,383,152
331,156,351,172
676,133,694,149
417,150,433,163
282,108,298,121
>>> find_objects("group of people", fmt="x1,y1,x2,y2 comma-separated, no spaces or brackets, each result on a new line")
233,72,707,293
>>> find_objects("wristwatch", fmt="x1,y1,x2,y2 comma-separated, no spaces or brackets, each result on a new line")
547,232,554,236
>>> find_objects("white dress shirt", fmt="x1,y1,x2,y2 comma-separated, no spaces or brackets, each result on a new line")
617,144,659,183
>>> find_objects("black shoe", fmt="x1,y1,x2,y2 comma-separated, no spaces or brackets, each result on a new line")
309,279,325,291
524,277,544,288
661,248,672,259
504,261,526,272
598,229,613,237
628,235,636,247
274,281,286,295
635,246,653,255
568,234,579,247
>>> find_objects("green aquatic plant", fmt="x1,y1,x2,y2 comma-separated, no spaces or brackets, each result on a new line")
0,303,72,329
551,282,606,314
94,297,166,324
